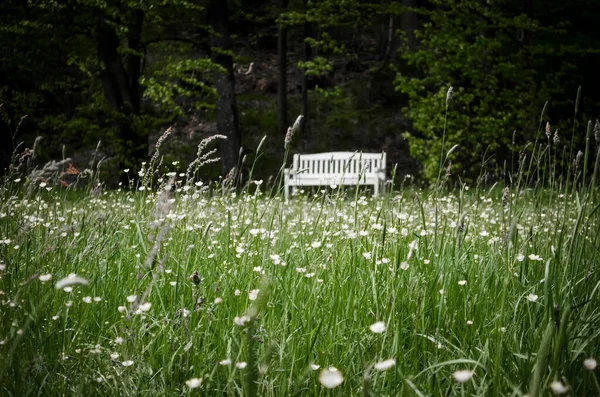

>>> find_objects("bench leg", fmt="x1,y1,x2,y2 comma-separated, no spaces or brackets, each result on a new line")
374,181,379,197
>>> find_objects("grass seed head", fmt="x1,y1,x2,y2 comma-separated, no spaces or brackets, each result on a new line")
446,86,454,105
55,275,89,290
190,271,201,286
284,115,304,150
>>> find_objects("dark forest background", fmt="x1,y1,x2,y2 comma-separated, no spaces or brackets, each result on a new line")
1,0,599,185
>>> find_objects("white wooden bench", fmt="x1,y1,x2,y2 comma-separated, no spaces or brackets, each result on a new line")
283,151,387,200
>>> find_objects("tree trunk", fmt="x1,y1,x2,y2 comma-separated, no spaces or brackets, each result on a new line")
380,11,394,66
208,0,241,177
301,0,312,136
127,9,144,114
0,103,13,173
401,0,418,51
96,13,147,169
277,0,288,136
478,0,490,73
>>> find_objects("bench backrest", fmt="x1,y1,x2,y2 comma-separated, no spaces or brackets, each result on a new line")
292,152,386,176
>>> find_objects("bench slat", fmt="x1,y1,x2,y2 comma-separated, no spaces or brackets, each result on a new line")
284,152,387,200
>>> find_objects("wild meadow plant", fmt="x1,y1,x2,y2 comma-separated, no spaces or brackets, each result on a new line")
1,110,600,396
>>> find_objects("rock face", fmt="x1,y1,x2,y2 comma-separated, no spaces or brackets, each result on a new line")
256,78,277,94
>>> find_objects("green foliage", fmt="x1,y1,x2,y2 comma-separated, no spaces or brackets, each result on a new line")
394,0,543,182
280,0,366,61
0,0,212,174
297,56,333,77
2,0,600,182
141,58,221,115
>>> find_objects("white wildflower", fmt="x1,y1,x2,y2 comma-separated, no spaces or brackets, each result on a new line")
549,381,569,395
369,321,386,334
185,378,202,389
374,358,396,371
527,294,538,302
319,367,344,388
39,274,52,282
234,316,251,326
248,289,259,301
584,358,597,370
452,369,473,383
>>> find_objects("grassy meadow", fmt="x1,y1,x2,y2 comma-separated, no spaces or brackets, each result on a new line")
1,127,600,396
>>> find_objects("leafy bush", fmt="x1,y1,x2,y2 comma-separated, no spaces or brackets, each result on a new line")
394,0,544,182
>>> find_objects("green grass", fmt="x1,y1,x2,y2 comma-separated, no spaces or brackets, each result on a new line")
2,108,600,395
1,171,599,396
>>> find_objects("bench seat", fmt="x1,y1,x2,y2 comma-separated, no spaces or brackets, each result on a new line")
283,151,387,200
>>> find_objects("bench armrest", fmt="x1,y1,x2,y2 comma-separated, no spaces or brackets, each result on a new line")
284,168,295,181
